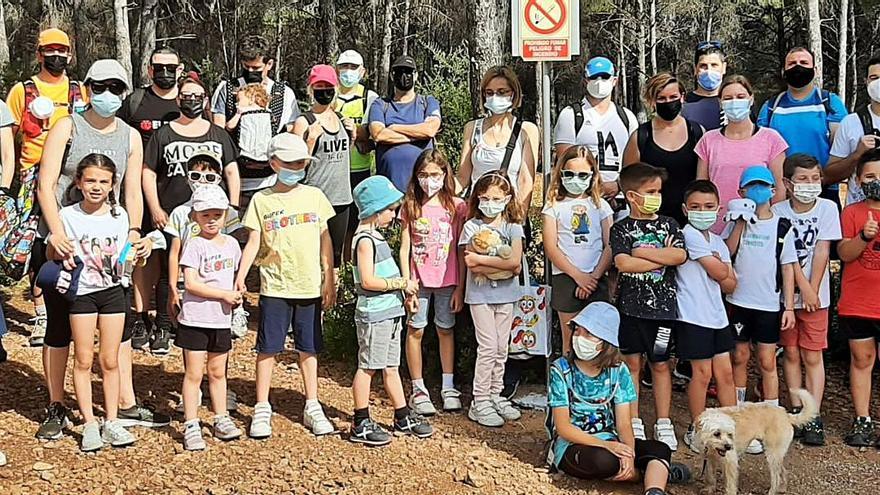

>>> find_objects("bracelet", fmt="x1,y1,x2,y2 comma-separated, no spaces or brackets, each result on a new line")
860,231,873,242
784,308,794,312
129,227,142,234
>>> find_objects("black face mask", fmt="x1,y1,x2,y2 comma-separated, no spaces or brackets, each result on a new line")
655,100,682,121
313,88,335,105
392,71,415,91
43,55,68,77
783,65,815,89
179,98,204,119
241,69,263,84
153,71,177,90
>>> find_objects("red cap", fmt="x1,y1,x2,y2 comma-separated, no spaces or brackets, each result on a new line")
308,64,338,86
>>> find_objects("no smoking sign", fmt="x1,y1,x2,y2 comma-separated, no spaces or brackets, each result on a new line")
518,0,572,61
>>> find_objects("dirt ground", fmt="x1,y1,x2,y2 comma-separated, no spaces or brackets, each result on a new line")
1,282,880,495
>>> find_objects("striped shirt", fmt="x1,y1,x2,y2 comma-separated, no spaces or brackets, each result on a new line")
352,230,406,323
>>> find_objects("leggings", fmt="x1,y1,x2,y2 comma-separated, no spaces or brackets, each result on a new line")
328,203,351,268
558,439,671,480
154,232,173,330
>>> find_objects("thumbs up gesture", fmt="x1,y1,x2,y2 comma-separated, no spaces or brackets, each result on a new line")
864,211,879,240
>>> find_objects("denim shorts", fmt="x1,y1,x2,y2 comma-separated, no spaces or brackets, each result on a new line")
408,286,456,330
257,296,323,355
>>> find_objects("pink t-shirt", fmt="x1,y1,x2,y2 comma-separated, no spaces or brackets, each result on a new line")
403,198,467,288
178,235,242,329
695,127,788,233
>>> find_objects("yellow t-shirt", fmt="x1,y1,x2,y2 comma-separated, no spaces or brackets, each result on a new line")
6,76,88,170
242,185,335,298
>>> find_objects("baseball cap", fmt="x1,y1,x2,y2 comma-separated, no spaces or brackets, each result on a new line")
38,28,70,49
353,176,404,219
739,166,775,187
84,59,132,91
337,50,364,67
585,56,615,78
569,302,621,347
35,258,84,303
191,184,229,212
391,55,417,70
267,133,315,163
308,64,339,86
187,149,223,171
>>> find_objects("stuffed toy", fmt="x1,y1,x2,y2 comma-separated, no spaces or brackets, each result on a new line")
469,228,515,285
724,198,758,224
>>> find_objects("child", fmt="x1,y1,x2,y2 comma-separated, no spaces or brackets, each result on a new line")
675,180,737,452
771,154,841,446
349,175,434,445
548,302,688,495
837,148,880,448
611,163,686,450
235,133,337,438
225,83,273,166
176,185,243,450
459,173,525,427
47,153,137,452
724,165,796,454
543,145,613,355
399,149,467,415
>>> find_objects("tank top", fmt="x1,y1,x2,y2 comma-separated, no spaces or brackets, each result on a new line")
470,117,525,189
335,85,376,173
637,119,701,226
304,112,353,205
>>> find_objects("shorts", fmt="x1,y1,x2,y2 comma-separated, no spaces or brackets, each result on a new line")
618,314,673,362
175,324,232,353
257,296,323,355
840,316,880,341
357,316,403,370
674,322,735,361
550,273,609,313
729,305,780,345
409,286,456,330
780,309,828,351
45,286,132,347
557,439,670,480
69,286,128,315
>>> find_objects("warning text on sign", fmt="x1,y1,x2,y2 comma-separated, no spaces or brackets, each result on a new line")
522,39,570,60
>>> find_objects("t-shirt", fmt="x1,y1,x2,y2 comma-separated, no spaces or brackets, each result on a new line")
838,202,880,319
144,124,238,214
0,100,14,128
60,203,129,295
165,200,242,245
335,85,379,172
552,99,638,185
368,95,441,192
241,185,335,298
542,197,613,275
458,219,524,305
695,127,789,233
771,199,841,309
676,225,730,329
610,215,684,320
723,216,798,312
210,78,300,132
682,92,724,131
401,199,468,288
352,229,406,323
178,235,241,328
829,108,880,204
117,87,181,147
548,359,636,467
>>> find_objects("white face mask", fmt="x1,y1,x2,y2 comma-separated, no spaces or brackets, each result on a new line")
586,78,614,99
868,79,880,104
792,183,822,204
484,95,513,115
572,335,602,361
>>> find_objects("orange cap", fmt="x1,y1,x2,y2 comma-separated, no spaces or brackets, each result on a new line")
38,28,70,49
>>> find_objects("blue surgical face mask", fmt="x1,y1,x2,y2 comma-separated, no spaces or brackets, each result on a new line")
562,176,591,196
744,184,773,205
721,98,752,122
90,91,122,118
339,69,361,88
687,209,718,231
276,167,306,186
697,69,723,91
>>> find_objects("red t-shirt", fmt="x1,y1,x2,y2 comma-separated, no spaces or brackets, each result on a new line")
839,201,880,319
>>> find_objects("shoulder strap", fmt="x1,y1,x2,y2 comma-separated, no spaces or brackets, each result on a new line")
67,81,82,113
352,231,379,266
775,217,793,293
361,86,369,114
303,111,317,125
637,122,651,154
23,79,38,107
499,118,523,175
224,80,239,119
570,103,584,137
471,118,483,145
268,81,286,134
767,92,786,124
128,87,146,117
615,103,630,130
821,89,832,115
857,105,875,136
686,119,704,148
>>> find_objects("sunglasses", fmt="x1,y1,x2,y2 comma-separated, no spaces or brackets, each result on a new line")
180,92,205,101
696,40,723,52
187,171,221,184
561,171,592,181
586,74,612,81
90,81,126,96
152,64,178,73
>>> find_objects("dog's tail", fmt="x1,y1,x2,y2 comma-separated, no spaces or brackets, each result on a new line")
788,389,819,427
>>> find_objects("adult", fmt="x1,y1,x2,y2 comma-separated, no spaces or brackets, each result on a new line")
553,56,637,211
757,47,848,206
826,53,880,204
368,55,442,192
696,75,788,233
143,76,240,354
457,66,538,216
681,41,727,131
623,73,704,227
6,28,86,347
0,99,14,361
292,65,352,268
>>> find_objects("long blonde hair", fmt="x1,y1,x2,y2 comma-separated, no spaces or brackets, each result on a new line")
547,146,603,207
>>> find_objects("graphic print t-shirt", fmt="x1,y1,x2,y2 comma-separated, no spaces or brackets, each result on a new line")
402,199,467,288
60,204,130,295
178,235,242,328
542,197,613,275
117,87,181,147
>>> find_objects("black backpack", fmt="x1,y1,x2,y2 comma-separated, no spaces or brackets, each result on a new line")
856,105,880,137
224,78,287,134
570,101,631,137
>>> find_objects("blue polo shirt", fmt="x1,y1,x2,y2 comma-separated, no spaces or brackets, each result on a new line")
368,95,441,192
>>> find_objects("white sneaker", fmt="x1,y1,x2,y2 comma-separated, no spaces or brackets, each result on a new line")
631,418,647,440
441,388,463,412
468,400,504,427
491,395,521,421
746,438,764,454
409,389,437,416
303,402,335,436
684,424,699,453
231,307,249,339
249,402,272,439
183,421,206,451
0,450,6,467
101,419,136,447
654,418,678,451
29,315,46,346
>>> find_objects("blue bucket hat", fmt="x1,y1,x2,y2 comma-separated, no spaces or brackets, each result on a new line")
585,57,615,78
739,165,775,187
569,302,620,347
353,175,404,219
35,257,84,302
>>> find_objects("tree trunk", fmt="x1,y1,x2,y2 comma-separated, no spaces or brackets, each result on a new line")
378,0,394,96
319,0,339,63
837,0,848,106
136,0,159,87
0,1,10,70
619,17,627,107
71,0,89,73
636,0,647,111
274,7,283,78
650,0,657,75
113,0,133,83
806,0,823,86
848,0,856,111
402,0,410,56
467,0,508,114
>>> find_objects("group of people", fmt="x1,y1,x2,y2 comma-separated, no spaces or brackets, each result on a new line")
0,26,877,495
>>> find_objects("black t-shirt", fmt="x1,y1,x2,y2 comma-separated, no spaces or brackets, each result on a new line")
118,87,181,147
144,123,237,213
681,92,724,131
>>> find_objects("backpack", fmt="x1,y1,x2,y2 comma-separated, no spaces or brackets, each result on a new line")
224,79,287,134
570,101,631,139
856,105,880,137
126,86,148,118
21,78,84,139
766,89,834,130
337,86,370,117
636,119,704,155
774,217,793,294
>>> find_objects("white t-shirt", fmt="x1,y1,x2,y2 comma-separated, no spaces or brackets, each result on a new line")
60,204,130,295
829,107,880,204
165,200,242,246
676,225,731,329
724,215,798,312
542,197,613,275
553,99,638,185
771,199,842,309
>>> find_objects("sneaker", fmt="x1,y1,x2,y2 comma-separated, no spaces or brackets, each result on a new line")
683,424,699,453
746,438,764,454
101,420,135,447
231,307,249,339
500,379,519,400
130,319,150,350
409,389,437,417
801,417,825,446
350,417,391,446
150,325,172,355
791,406,804,439
468,400,504,427
668,462,692,484
640,363,653,388
654,418,678,451
226,389,239,412
183,422,206,451
394,411,433,438
441,388,463,412
491,395,521,421
631,418,647,441
0,450,6,467
303,402,335,436
80,421,103,452
249,402,273,439
29,315,46,347
117,404,171,428
645,489,666,495
213,415,242,441
36,402,71,440
844,416,875,447
674,360,693,381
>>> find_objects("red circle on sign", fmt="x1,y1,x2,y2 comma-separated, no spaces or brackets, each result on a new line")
524,0,567,35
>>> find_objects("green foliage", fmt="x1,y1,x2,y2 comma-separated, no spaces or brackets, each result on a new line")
418,43,472,169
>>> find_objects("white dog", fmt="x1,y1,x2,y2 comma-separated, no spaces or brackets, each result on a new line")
693,389,817,495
